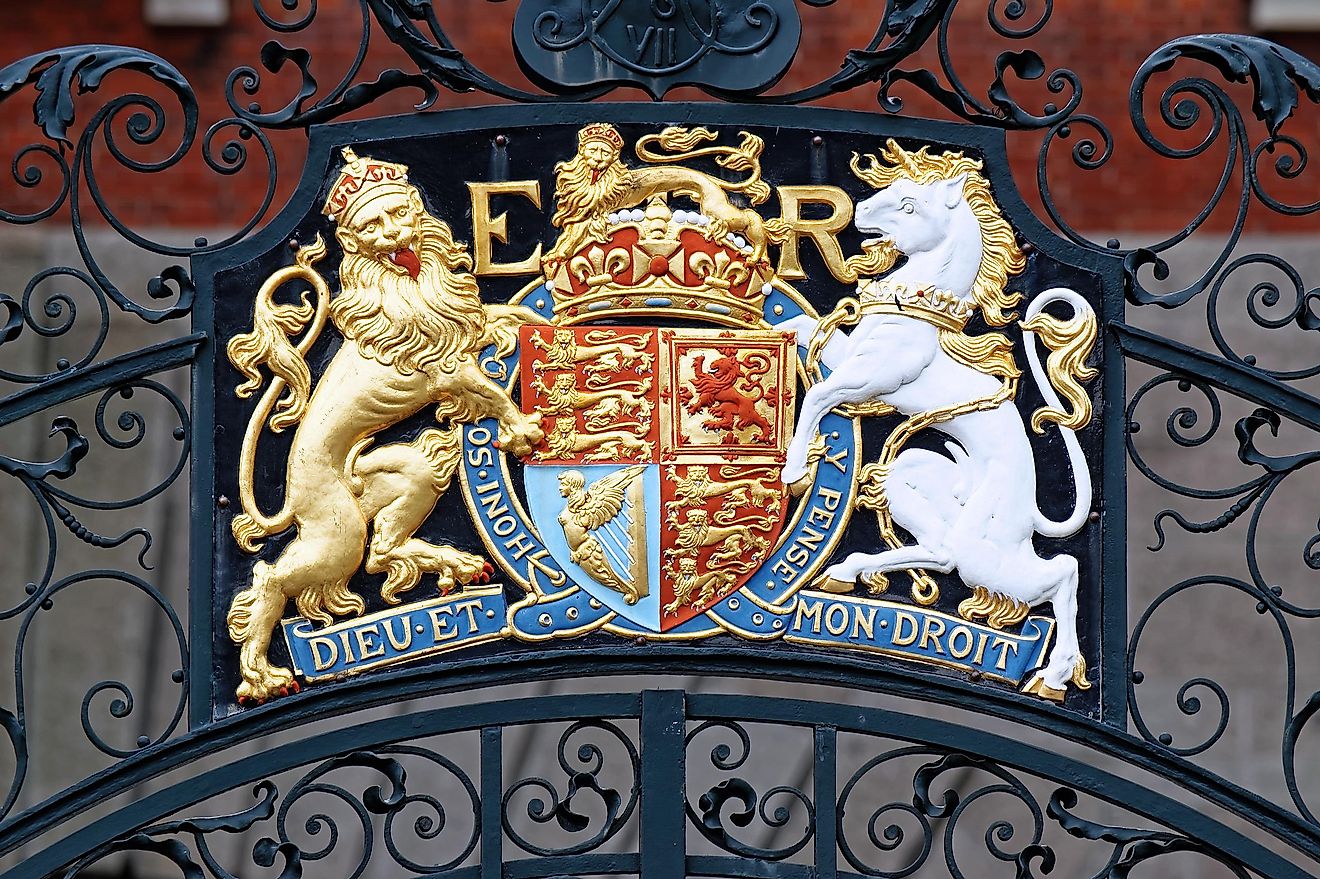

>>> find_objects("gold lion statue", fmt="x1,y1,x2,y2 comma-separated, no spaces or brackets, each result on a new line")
223,148,544,703
543,123,785,275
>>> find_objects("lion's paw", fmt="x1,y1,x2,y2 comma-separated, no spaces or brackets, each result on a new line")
498,414,545,458
236,670,301,706
432,550,492,594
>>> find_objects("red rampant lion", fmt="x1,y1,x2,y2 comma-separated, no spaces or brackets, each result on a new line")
683,348,774,441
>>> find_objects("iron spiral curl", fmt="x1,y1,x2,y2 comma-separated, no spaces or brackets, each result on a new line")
685,720,815,860
501,719,640,857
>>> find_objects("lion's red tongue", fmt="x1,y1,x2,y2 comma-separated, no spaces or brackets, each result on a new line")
388,248,421,280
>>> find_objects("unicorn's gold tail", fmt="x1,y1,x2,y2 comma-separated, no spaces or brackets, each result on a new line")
1021,288,1096,539
1020,296,1098,433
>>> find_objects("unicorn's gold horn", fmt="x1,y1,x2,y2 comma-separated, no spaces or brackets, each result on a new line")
884,138,922,176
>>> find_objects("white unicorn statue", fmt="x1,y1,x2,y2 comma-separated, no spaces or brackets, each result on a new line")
778,139,1098,701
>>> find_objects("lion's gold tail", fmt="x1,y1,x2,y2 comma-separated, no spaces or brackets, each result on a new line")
636,127,771,206
231,514,272,555
763,218,793,246
229,236,331,552
226,578,261,645
295,581,366,627
716,131,772,206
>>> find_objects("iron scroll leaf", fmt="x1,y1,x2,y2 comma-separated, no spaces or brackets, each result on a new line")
196,103,1119,722
1135,34,1320,140
512,0,803,98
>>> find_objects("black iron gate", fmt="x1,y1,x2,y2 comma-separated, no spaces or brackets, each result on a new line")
1,2,1319,876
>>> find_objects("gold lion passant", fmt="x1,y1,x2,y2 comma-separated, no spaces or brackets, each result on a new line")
543,123,782,275
224,148,544,703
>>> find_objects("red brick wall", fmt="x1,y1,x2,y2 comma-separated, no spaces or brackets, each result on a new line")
2,0,1318,233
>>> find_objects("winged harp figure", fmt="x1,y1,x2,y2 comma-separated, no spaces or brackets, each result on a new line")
557,466,650,604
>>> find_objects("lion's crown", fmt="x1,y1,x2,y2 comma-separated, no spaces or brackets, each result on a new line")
323,147,412,223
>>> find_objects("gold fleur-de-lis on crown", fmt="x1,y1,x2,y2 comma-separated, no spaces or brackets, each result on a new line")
688,250,750,291
570,245,631,290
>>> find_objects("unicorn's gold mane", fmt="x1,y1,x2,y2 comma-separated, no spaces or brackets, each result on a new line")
850,139,1025,328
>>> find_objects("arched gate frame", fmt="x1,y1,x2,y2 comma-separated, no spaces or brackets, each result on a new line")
0,3,1319,877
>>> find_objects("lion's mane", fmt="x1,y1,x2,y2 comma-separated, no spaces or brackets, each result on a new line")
332,213,486,376
550,153,636,229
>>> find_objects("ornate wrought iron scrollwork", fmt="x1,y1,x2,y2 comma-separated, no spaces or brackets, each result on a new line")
0,47,276,335
685,720,815,860
228,1,442,129
60,780,288,879
838,748,1049,877
59,747,481,879
0,37,247,818
1124,370,1320,819
43,700,1265,879
1014,4,1320,827
0,375,192,614
1114,35,1320,314
0,376,192,818
836,745,1261,879
275,748,480,874
224,0,1081,121
1039,30,1320,368
501,720,640,856
1046,788,1255,878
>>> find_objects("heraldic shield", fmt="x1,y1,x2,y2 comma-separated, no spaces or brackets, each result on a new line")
520,325,795,632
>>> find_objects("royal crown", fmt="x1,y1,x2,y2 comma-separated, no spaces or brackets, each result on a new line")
322,147,412,223
578,122,625,151
545,194,773,326
856,278,973,332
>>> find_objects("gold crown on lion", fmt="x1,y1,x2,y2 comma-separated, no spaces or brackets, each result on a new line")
322,147,412,222
856,278,973,332
578,122,625,151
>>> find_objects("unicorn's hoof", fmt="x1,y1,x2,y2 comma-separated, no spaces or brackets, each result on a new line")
1021,674,1067,703
785,470,813,496
811,574,854,594
861,571,890,595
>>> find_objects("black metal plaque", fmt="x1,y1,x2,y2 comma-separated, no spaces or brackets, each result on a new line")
512,0,802,98
195,104,1120,721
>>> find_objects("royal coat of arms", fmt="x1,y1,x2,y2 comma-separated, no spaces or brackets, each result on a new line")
205,113,1107,718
